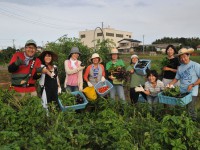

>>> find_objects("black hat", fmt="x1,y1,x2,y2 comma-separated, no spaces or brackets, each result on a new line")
39,51,58,62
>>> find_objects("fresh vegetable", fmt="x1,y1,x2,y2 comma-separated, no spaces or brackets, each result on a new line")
162,86,189,98
98,86,109,93
108,65,129,82
59,92,84,106
161,57,170,68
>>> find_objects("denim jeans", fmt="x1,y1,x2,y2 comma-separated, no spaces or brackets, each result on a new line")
187,96,197,121
147,95,159,112
110,85,125,101
66,86,78,92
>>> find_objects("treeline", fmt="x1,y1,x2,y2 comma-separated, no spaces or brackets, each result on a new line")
0,47,16,64
152,37,200,48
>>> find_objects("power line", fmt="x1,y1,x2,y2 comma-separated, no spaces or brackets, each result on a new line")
0,4,99,28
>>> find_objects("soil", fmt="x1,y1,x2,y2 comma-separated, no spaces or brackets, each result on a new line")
0,65,10,89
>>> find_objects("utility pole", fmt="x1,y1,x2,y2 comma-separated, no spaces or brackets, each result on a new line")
142,35,144,54
12,39,15,49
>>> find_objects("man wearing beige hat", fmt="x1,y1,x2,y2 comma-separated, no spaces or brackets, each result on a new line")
169,48,200,121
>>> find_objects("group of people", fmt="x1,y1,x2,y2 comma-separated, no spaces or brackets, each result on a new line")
8,39,200,120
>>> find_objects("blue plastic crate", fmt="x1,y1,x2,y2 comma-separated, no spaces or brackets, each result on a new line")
158,92,192,106
134,59,151,76
58,91,88,111
94,80,113,96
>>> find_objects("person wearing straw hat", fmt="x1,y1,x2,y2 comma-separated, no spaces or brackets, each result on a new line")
8,39,50,96
64,47,85,92
84,53,105,86
168,48,200,121
106,48,125,101
38,51,61,109
126,54,147,104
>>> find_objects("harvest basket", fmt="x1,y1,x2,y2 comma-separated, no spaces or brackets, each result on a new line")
94,80,113,96
58,91,88,111
134,59,151,76
158,92,192,106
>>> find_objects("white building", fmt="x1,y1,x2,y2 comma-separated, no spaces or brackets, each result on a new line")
79,27,132,48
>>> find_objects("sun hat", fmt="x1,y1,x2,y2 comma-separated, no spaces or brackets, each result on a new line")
39,51,58,62
68,47,81,59
176,48,194,57
90,53,102,63
25,39,37,47
110,48,119,54
131,54,138,59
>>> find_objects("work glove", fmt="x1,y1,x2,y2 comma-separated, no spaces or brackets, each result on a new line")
15,56,24,66
50,72,56,78
135,85,144,92
87,81,93,87
58,87,62,94
79,86,83,91
101,76,106,82
166,84,175,88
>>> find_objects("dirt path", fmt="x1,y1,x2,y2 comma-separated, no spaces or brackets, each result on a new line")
0,65,10,89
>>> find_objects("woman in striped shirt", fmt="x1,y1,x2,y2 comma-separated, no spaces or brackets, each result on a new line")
142,70,164,114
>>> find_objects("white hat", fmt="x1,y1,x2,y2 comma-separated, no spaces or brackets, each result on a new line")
90,53,102,63
110,48,119,54
176,48,194,57
131,54,138,59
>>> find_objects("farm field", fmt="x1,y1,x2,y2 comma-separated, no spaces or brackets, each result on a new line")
0,54,200,149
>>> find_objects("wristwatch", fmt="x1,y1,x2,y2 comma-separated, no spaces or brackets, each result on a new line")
192,83,195,87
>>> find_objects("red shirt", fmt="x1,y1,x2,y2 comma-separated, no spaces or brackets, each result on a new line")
9,52,41,93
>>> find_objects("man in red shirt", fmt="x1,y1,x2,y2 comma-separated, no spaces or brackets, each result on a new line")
8,39,50,96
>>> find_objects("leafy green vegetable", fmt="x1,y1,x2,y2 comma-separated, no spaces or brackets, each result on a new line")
161,57,170,68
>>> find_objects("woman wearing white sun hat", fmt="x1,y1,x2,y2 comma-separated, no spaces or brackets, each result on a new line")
169,48,200,121
126,54,147,104
84,53,105,87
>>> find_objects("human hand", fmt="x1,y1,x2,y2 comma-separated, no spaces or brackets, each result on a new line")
87,81,93,87
129,69,134,74
163,67,171,71
77,66,85,71
109,75,116,80
187,84,194,92
101,76,106,82
15,56,24,66
58,87,62,94
50,72,56,78
166,84,174,88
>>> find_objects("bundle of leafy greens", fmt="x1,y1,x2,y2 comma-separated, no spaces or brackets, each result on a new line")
162,86,189,98
108,65,129,82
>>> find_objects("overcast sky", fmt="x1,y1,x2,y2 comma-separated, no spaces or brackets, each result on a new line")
0,0,200,49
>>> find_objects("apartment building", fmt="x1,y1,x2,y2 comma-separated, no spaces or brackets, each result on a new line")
79,27,132,48
118,39,141,53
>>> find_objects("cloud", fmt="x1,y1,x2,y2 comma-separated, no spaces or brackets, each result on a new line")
1,0,107,7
